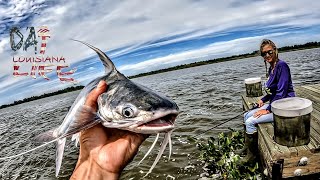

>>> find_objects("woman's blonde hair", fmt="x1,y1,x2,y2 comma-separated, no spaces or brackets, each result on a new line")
260,39,278,78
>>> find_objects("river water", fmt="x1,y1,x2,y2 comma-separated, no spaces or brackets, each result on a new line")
0,48,319,179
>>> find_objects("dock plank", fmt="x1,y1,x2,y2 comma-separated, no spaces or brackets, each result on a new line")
296,87,320,106
282,153,320,178
308,84,320,92
258,130,274,177
241,94,263,111
308,136,320,153
310,120,320,147
302,85,320,95
288,147,298,157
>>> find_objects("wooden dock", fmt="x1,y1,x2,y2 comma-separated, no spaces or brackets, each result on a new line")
242,83,320,179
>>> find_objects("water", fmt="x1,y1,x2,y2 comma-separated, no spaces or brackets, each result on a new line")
0,48,319,179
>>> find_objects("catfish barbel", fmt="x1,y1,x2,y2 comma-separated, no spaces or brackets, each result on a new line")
0,40,179,177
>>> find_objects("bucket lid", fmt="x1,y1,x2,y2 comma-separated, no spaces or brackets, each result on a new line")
271,97,313,117
244,77,261,84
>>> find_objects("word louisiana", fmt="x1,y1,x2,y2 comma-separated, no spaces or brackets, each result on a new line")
13,56,66,63
12,56,77,83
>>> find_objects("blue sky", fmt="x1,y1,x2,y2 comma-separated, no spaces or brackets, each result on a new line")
0,0,320,105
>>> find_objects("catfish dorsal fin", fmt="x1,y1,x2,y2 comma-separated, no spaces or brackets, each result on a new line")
72,39,116,74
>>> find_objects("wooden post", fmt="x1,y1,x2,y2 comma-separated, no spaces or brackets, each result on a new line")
272,97,313,147
274,114,311,147
272,159,284,180
245,77,263,97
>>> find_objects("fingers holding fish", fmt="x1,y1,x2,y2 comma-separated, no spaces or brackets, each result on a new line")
84,81,107,111
73,124,149,178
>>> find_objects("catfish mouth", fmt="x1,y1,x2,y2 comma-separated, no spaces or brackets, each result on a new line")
134,110,179,133
139,113,177,128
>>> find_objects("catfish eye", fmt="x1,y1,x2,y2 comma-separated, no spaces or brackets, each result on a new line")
122,107,135,118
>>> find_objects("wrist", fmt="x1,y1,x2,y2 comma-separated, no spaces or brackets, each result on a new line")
71,156,120,180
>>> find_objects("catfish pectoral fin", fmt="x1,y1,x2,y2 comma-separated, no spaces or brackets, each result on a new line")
34,128,58,143
65,105,101,136
55,138,66,177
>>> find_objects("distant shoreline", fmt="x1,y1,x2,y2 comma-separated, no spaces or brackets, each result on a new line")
128,42,320,78
0,86,84,109
1,42,319,109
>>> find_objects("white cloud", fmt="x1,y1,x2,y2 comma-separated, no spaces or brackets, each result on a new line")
2,1,320,64
14,0,319,64
117,32,296,75
0,38,9,53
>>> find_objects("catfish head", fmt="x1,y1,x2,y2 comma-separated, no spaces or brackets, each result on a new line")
97,74,179,134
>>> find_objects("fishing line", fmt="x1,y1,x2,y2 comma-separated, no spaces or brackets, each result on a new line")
0,120,97,160
191,112,244,139
0,138,60,160
191,103,259,139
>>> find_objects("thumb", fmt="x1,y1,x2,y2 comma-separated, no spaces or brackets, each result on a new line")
85,81,107,111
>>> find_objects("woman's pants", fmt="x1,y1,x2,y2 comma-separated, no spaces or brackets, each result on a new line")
243,104,273,133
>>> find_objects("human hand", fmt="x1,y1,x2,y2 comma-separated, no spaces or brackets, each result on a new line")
253,109,270,118
257,100,264,107
71,81,148,180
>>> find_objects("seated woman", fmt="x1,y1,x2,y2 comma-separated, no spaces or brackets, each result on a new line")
240,39,295,163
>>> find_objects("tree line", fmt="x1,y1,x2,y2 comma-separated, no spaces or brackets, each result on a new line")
0,85,84,109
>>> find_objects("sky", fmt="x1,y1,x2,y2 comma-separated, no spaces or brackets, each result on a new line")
0,0,320,105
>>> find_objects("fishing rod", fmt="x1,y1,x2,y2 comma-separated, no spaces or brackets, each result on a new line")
191,103,259,139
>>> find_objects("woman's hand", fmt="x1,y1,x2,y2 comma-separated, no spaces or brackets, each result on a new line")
257,100,264,107
71,81,148,180
253,109,270,118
